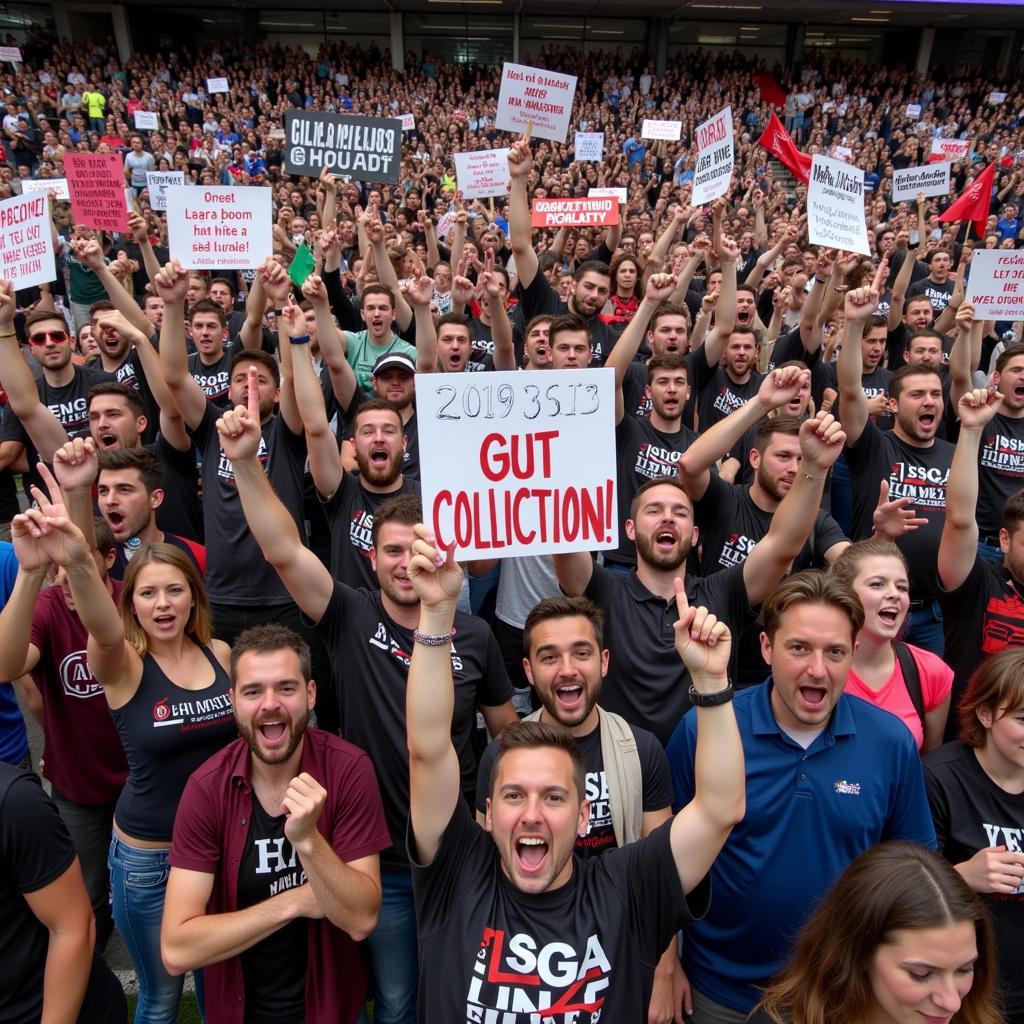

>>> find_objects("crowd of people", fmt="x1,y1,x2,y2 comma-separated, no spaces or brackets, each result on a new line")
0,21,1023,1024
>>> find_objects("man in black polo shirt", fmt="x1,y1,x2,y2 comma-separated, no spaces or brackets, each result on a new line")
938,386,1024,736
907,248,956,315
508,139,618,366
839,262,954,656
553,413,846,745
218,386,517,1024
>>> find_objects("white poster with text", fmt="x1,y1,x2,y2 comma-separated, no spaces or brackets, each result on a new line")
692,106,734,206
453,149,511,200
166,186,271,269
807,155,869,256
494,63,577,143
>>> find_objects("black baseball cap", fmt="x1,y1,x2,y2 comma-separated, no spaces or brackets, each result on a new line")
372,353,416,376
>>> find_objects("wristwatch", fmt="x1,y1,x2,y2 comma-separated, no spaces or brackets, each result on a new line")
688,683,734,707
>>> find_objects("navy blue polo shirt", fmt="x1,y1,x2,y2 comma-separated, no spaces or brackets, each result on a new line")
666,682,936,1014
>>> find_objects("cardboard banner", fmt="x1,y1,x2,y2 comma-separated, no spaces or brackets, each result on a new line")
989,92,1007,105
21,177,70,201
0,46,21,63
906,104,922,120
453,149,511,200
494,62,577,143
0,192,55,290
531,197,619,227
145,171,186,212
574,132,604,161
283,110,401,184
400,113,416,131
807,155,869,256
930,138,971,163
588,187,628,204
166,186,272,270
206,77,229,94
435,210,455,240
417,368,618,559
65,152,129,233
641,119,682,141
692,106,734,206
892,161,952,204
965,250,1024,320
133,110,159,131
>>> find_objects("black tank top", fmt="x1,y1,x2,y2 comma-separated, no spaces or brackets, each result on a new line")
111,644,235,841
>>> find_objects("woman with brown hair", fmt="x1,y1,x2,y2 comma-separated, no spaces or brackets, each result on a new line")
12,463,234,1023
605,251,642,327
759,841,1002,1024
925,647,1024,1024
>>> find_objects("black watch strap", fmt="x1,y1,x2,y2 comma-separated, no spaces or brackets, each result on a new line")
688,683,734,707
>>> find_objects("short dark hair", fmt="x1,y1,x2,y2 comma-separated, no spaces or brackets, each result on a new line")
24,309,69,334
754,414,801,454
93,515,115,556
548,313,589,347
762,570,864,643
98,447,163,494
889,364,941,401
188,298,227,327
573,260,611,283
646,353,689,384
209,276,235,294
361,284,395,309
996,342,1024,373
649,302,691,332
230,624,312,687
87,381,146,418
488,720,585,801
229,348,280,387
523,596,604,656
353,397,402,430
436,312,471,337
89,300,115,318
629,475,690,522
371,495,422,547
1001,491,1024,534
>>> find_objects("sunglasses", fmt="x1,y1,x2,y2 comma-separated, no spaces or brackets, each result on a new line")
29,329,69,345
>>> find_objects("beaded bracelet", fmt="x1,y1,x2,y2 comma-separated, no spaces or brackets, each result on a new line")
413,628,456,647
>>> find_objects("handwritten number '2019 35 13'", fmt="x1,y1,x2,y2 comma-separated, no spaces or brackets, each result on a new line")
435,382,600,421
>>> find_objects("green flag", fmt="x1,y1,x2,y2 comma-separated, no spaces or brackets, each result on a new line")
288,242,315,287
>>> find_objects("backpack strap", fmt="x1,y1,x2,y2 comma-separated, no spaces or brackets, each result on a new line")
893,641,925,730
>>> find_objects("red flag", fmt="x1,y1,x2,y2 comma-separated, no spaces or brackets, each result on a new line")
753,73,786,108
938,162,996,239
757,112,812,185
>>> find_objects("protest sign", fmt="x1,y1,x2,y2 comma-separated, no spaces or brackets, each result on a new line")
588,187,628,204
807,155,869,256
930,138,971,163
531,197,619,228
0,46,22,63
65,153,128,233
400,113,416,131
494,62,577,143
0,192,55,289
641,119,682,141
906,104,922,119
692,106,734,206
989,92,1007,105
283,110,401,184
574,132,604,161
435,210,455,241
145,171,186,212
965,250,1024,320
892,161,951,204
833,145,853,162
166,186,272,270
417,369,618,559
453,149,511,200
206,77,229,94
21,178,70,201
133,110,159,131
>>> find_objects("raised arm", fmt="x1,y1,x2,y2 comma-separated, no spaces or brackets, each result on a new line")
948,302,980,412
670,585,744,894
127,212,162,286
476,256,515,371
887,230,918,332
934,257,967,336
701,234,739,368
406,525,466,863
403,266,439,373
744,223,796,293
155,260,208,430
366,217,412,333
216,372,334,623
238,268,269,351
551,550,595,597
838,259,888,446
938,388,1002,592
72,238,153,338
508,138,538,289
742,414,846,605
259,262,302,435
302,274,357,413
649,205,690,269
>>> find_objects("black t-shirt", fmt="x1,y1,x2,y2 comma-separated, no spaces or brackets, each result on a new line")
321,470,421,589
341,392,420,480
907,276,955,315
411,800,709,1023
886,324,954,372
237,796,308,1024
150,433,203,543
845,423,953,603
813,361,893,432
188,348,233,409
468,311,525,370
312,583,511,870
475,718,672,857
924,742,1024,1018
0,765,125,1024
584,564,754,744
609,415,699,568
109,350,159,442
518,272,615,366
191,402,307,606
690,355,764,434
976,413,1024,536
110,530,202,582
768,325,821,372
622,361,653,421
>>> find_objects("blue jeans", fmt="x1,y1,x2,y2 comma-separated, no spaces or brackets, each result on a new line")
905,601,944,657
108,835,183,1024
978,538,1004,564
363,870,418,1024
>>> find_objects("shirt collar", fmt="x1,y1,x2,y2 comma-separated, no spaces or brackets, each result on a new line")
751,679,858,739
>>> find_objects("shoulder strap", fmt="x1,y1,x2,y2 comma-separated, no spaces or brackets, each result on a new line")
893,641,925,729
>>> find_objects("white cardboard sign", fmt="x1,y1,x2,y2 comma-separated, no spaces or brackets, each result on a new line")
965,249,1024,320
166,186,271,270
0,46,21,63
145,171,186,212
930,138,971,163
206,77,229,94
892,162,952,204
417,368,618,559
21,177,70,201
692,106,734,206
807,155,869,256
588,187,628,204
0,192,55,289
574,132,604,161
494,62,577,143
906,104,922,119
453,149,511,200
400,113,416,131
133,110,159,131
641,119,682,141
